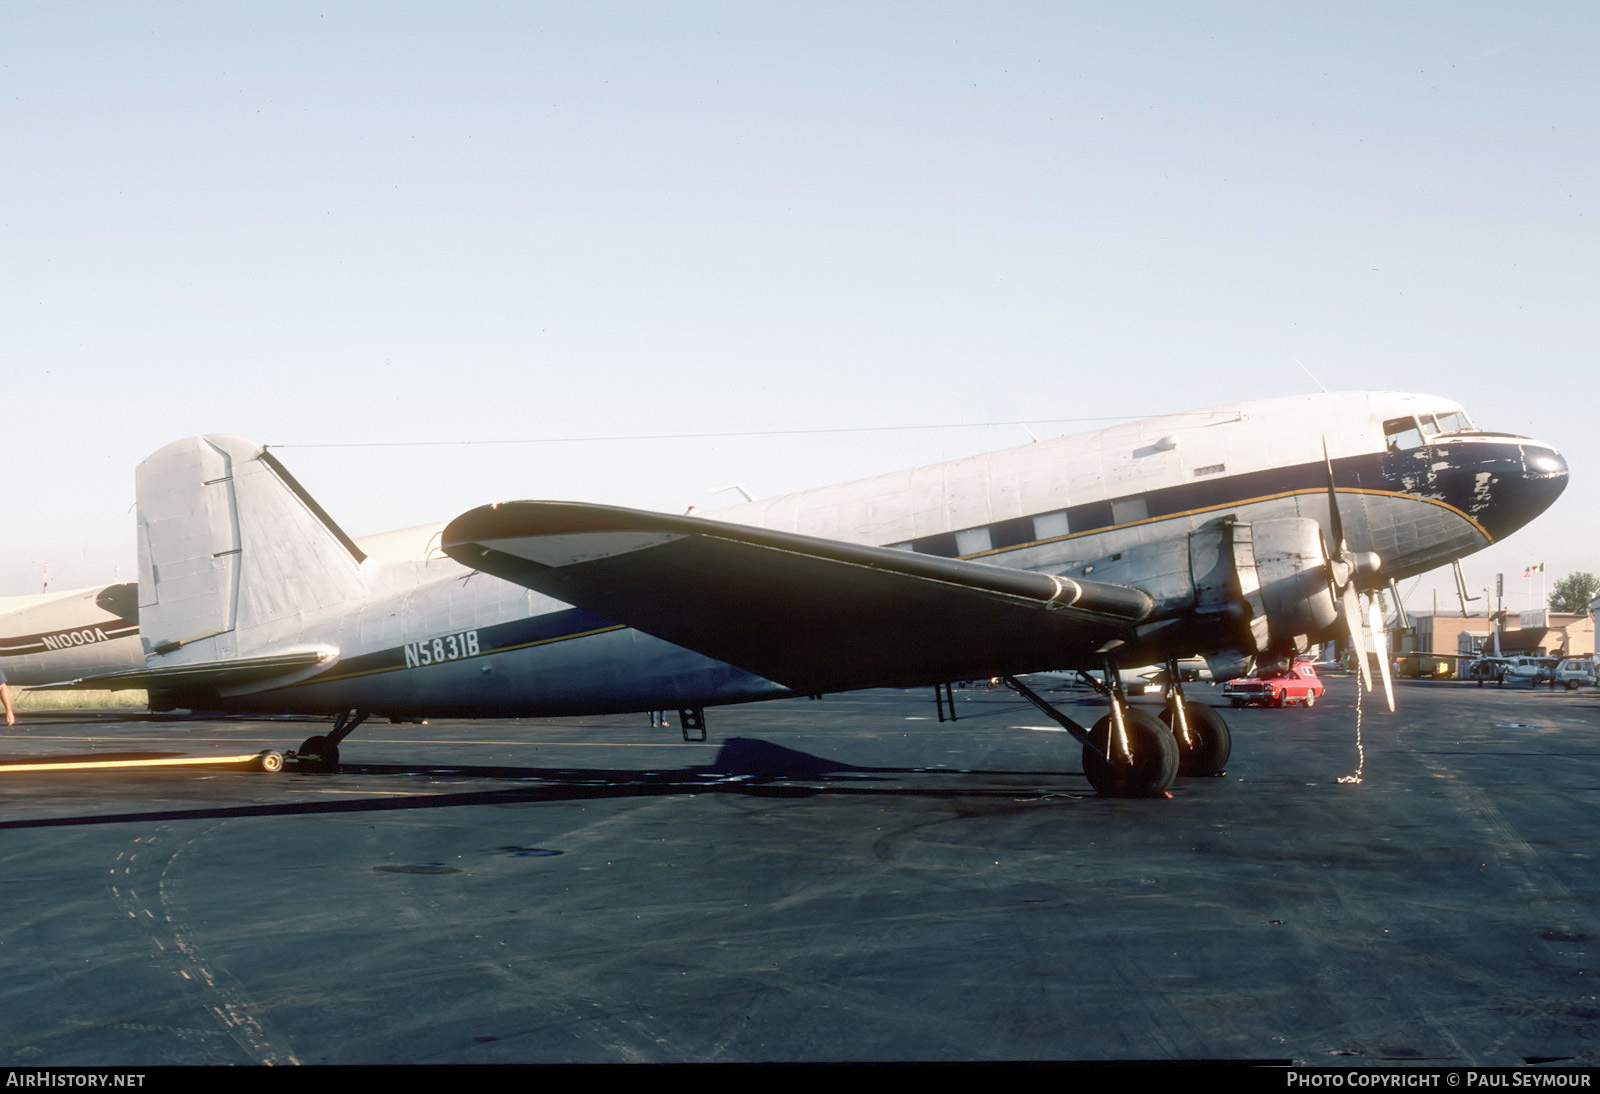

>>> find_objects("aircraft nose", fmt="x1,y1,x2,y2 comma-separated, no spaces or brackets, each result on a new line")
1522,443,1568,481
1478,439,1568,542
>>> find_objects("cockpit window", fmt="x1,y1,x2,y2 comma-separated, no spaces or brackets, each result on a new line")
1383,417,1425,451
1433,410,1472,433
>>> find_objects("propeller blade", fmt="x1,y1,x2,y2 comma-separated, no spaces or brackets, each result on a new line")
1322,438,1347,554
1325,434,1388,702
1344,583,1370,692
1369,595,1396,712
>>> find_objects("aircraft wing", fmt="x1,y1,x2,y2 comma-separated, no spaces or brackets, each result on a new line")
442,502,1154,694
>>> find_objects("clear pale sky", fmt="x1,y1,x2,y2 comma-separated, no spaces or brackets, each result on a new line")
4,2,1594,617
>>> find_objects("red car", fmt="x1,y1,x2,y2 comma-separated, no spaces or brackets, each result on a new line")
1222,662,1325,708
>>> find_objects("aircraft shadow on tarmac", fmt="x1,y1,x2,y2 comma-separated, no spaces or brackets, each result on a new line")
0,737,1092,831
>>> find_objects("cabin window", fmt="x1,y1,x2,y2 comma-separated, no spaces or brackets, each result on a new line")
1383,417,1425,451
955,527,992,556
1033,511,1070,540
1110,497,1148,525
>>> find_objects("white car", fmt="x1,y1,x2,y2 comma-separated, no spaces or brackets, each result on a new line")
1555,659,1599,689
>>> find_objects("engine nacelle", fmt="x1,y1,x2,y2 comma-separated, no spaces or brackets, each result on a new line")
1181,517,1339,677
1239,518,1341,651
1051,516,1340,675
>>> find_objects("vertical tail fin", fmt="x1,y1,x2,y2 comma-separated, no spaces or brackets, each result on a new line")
136,435,367,662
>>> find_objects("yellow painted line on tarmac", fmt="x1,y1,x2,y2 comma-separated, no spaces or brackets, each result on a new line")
2,735,272,744
5,735,702,748
336,737,715,747
0,754,271,773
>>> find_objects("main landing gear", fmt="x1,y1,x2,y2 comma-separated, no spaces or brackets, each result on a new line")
1157,660,1230,778
1081,706,1177,797
1003,657,1231,797
292,709,369,772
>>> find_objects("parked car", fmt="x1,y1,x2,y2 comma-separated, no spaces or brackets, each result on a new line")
1222,662,1325,708
1555,659,1599,689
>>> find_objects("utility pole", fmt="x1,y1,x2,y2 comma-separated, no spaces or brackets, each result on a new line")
1494,573,1504,657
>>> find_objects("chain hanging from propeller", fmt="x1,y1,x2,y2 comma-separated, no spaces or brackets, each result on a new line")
1322,440,1394,712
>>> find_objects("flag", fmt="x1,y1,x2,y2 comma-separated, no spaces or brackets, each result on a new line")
1524,563,1544,578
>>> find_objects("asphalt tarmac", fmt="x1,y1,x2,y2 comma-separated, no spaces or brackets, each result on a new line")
1,678,1596,1066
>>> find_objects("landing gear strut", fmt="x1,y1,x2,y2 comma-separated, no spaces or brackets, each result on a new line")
1159,658,1230,777
1082,707,1178,797
1004,661,1177,798
293,709,369,772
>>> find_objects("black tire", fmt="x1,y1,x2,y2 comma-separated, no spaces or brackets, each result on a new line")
1160,702,1231,777
1271,690,1285,708
1567,679,1581,690
1083,709,1179,797
295,735,340,773
1304,692,1317,708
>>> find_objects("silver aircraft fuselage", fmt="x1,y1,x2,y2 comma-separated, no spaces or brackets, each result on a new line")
3,390,1568,719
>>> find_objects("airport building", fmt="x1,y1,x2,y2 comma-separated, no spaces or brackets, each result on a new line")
1391,608,1595,675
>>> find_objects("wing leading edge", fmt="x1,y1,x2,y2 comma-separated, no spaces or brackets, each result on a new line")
442,502,1153,695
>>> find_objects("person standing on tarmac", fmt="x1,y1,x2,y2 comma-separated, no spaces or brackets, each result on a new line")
0,666,14,725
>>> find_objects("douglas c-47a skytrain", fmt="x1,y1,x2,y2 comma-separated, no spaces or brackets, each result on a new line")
5,391,1568,797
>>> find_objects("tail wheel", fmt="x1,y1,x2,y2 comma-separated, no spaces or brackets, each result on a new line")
294,735,340,773
1083,709,1179,798
1160,702,1231,777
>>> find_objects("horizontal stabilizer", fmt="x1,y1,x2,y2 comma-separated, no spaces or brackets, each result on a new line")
68,647,338,693
442,502,1152,693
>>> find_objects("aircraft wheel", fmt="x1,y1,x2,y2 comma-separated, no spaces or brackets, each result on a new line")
1160,702,1230,777
255,750,284,774
294,735,340,773
1083,709,1178,798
